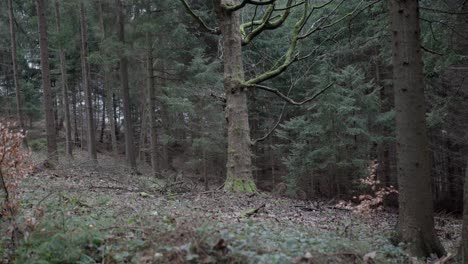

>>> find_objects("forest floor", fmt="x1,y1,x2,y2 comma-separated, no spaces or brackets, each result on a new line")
1,150,463,263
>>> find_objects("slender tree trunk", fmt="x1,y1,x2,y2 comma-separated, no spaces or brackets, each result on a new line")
55,0,72,158
462,162,468,263
215,0,256,192
98,0,118,156
146,31,159,177
159,61,169,170
71,83,79,146
138,102,147,161
389,0,444,257
100,96,106,143
117,0,137,170
36,0,58,162
106,75,118,156
8,0,27,147
79,1,97,162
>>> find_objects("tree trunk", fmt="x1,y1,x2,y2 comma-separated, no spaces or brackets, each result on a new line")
36,0,58,162
215,0,256,192
72,83,80,146
100,96,105,143
138,101,147,162
55,0,72,158
97,0,118,156
79,0,97,162
146,31,159,177
8,0,27,148
389,0,445,257
117,0,137,170
461,162,468,263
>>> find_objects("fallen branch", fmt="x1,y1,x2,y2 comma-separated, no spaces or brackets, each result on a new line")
88,184,141,193
241,203,266,218
294,205,322,212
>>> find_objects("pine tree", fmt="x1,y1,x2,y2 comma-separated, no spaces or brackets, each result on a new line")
36,0,58,162
79,0,97,163
389,0,444,257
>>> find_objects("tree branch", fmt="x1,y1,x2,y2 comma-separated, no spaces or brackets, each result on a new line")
245,82,334,105
299,0,368,40
223,0,276,12
420,6,468,15
245,1,309,84
251,80,295,145
179,0,220,35
241,0,297,45
421,45,443,56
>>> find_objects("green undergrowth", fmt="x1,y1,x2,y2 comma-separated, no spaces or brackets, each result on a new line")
29,138,47,152
6,193,406,263
193,220,406,263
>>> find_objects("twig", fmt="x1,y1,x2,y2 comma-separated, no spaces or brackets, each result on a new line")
241,203,266,218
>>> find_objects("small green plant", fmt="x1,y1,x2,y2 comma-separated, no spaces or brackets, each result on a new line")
29,138,47,152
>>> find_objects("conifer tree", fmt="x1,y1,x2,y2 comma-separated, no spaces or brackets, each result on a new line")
389,0,444,257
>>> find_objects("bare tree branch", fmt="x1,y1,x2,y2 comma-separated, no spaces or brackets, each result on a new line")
222,0,276,12
245,1,309,84
179,0,220,35
251,79,295,145
421,45,444,56
241,0,296,45
245,82,334,105
420,6,468,15
299,0,367,40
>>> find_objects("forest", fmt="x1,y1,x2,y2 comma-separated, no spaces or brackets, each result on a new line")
0,0,467,263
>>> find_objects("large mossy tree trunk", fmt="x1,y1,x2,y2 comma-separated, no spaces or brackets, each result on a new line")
389,0,445,258
36,0,58,162
215,0,256,193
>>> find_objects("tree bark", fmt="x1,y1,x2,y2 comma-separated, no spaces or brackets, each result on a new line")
79,0,97,162
98,0,118,156
138,101,147,162
71,82,80,146
36,0,58,162
99,96,105,143
117,0,137,170
8,0,27,148
462,162,468,263
389,0,445,257
55,0,72,158
146,31,159,177
215,0,256,192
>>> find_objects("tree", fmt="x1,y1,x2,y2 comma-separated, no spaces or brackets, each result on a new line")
463,162,468,263
181,0,334,192
117,0,137,170
146,28,159,177
36,0,58,161
79,0,97,162
54,0,72,158
97,0,118,157
7,0,27,147
389,0,445,257
277,66,380,198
